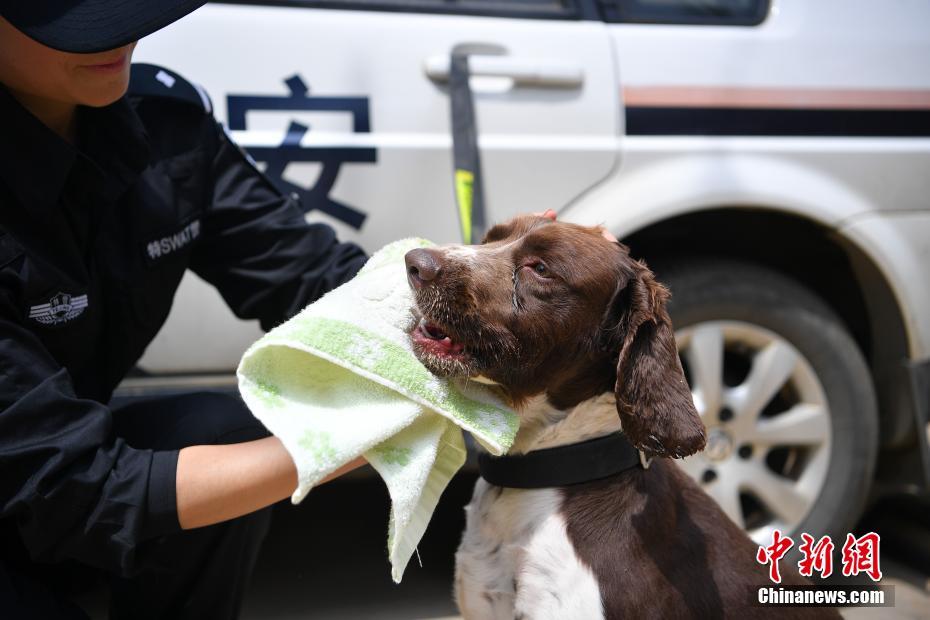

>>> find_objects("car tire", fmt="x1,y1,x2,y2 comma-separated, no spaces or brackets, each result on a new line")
653,257,878,542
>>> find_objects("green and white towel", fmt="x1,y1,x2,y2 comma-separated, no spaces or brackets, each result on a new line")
237,238,519,582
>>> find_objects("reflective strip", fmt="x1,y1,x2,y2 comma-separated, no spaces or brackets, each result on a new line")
623,86,930,111
454,169,475,245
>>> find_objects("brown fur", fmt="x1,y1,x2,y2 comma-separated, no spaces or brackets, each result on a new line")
405,215,838,619
562,461,835,619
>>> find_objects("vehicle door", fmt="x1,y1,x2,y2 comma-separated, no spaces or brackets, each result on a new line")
134,0,619,373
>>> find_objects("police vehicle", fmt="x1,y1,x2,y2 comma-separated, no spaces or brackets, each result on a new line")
130,0,930,544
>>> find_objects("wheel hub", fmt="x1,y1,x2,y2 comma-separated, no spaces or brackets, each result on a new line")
704,427,734,462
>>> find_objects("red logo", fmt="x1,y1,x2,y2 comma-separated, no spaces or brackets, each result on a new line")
756,529,794,584
756,531,882,584
841,532,882,582
798,534,835,579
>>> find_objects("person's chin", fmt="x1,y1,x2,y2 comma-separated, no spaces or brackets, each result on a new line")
79,75,130,107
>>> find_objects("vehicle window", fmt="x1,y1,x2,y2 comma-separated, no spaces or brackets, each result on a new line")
225,0,579,20
599,0,769,25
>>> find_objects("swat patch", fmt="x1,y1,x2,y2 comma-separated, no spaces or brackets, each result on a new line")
144,219,201,263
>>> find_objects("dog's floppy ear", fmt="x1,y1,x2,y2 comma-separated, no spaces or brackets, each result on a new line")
607,260,705,459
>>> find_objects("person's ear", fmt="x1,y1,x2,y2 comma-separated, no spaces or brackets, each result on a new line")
606,260,705,459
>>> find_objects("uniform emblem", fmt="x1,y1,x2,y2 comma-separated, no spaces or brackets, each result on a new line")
29,292,88,325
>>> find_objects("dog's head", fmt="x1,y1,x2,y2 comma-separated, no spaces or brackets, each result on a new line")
405,215,705,458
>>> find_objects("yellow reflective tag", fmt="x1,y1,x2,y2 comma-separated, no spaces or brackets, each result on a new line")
455,169,474,244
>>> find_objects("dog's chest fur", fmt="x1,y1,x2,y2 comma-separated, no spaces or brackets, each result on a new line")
455,393,619,620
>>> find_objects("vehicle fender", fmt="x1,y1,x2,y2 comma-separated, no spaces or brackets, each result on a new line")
840,212,930,359
561,148,930,358
561,148,873,237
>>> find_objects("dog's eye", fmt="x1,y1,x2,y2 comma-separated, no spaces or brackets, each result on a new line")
519,259,552,281
527,261,551,278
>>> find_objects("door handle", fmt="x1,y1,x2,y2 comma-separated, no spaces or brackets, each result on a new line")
424,54,584,89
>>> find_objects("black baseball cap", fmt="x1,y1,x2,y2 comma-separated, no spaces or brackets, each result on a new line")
1,0,208,54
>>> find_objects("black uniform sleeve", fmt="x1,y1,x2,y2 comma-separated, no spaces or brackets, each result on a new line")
0,309,180,576
191,125,368,331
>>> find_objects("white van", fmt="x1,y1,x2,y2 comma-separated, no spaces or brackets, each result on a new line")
131,0,930,543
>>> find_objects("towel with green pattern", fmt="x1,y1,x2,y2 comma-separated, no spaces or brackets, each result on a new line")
237,238,518,582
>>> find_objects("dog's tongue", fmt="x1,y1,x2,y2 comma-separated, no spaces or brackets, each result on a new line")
435,336,464,354
417,319,465,355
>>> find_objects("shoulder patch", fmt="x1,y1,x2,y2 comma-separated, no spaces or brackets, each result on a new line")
128,63,213,114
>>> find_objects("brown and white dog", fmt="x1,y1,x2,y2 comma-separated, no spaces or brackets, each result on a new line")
404,215,838,619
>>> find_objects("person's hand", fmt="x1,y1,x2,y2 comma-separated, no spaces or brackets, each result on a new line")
533,209,618,243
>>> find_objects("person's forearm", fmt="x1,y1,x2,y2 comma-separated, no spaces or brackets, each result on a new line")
176,436,364,529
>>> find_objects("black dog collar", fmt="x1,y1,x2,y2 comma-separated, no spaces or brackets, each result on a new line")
478,433,650,489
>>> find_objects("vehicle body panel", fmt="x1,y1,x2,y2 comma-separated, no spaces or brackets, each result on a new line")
132,0,930,374
133,3,619,372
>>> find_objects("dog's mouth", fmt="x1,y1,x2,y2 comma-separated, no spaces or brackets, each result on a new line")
412,316,466,357
408,308,479,376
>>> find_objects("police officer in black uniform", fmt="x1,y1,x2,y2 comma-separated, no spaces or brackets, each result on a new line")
0,2,369,618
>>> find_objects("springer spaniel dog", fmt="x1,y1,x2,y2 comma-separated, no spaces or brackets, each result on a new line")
404,215,837,619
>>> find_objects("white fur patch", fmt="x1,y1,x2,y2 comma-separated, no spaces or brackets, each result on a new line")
455,393,624,619
509,393,620,455
442,245,479,265
456,482,604,620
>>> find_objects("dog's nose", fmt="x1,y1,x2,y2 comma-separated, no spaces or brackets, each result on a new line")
405,248,442,289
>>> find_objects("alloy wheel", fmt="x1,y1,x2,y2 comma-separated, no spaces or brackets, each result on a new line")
675,320,832,544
